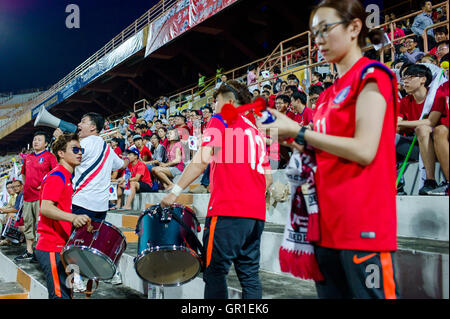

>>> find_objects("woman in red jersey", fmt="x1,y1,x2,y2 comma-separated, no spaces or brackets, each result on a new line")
260,0,400,299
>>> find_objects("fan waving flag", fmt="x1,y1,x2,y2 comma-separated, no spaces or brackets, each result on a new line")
9,158,22,182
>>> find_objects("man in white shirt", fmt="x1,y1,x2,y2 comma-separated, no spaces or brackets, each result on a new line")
54,112,130,289
55,112,129,221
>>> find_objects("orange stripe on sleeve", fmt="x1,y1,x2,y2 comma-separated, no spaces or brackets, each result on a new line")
206,216,218,268
49,252,62,298
380,252,397,299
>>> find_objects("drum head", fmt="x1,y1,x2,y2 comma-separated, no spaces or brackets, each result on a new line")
63,246,116,280
135,247,201,286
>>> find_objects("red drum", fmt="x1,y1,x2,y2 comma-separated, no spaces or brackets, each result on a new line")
62,220,127,280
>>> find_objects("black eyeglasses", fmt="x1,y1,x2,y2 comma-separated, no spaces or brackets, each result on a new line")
72,147,85,155
311,20,348,40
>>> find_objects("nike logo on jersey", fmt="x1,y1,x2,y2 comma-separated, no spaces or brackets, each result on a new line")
353,253,377,264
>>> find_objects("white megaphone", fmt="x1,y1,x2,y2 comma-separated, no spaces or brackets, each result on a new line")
34,106,78,133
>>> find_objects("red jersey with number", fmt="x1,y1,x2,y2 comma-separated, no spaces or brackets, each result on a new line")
21,150,58,201
36,165,74,253
124,160,152,186
201,114,269,220
431,81,449,126
313,57,398,251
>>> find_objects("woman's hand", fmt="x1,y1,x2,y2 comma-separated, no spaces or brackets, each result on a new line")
257,109,302,140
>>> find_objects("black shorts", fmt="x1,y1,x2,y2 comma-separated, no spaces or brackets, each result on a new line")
138,181,153,193
314,246,400,299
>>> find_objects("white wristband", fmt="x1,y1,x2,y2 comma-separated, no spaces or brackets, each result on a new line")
170,184,183,197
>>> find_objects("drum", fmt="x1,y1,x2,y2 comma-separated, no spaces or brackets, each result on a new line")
134,204,203,286
1,217,22,244
62,220,127,280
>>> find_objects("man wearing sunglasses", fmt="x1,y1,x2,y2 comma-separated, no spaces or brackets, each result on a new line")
34,133,91,299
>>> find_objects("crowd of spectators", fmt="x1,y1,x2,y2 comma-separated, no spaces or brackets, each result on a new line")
0,1,448,214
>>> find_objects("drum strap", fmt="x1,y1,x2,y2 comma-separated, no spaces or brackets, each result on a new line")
169,211,205,266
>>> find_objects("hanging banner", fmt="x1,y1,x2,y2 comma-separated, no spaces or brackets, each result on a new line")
145,0,239,57
32,29,144,119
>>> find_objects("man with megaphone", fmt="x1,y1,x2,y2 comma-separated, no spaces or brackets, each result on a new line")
51,112,130,290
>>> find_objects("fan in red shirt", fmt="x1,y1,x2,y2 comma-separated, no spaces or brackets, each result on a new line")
260,0,399,299
116,148,154,210
16,131,58,262
132,135,152,162
405,79,449,195
161,80,272,299
286,90,315,126
34,133,90,299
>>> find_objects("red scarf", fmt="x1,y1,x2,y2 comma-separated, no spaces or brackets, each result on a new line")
279,148,323,281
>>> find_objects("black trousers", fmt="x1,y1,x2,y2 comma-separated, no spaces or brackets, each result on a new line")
35,249,72,299
314,246,400,299
202,216,265,299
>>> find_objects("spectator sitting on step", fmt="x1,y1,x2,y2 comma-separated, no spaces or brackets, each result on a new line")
421,53,439,65
143,103,157,124
396,64,435,193
116,148,154,210
0,181,19,246
201,105,213,133
402,55,449,195
152,128,185,191
158,127,169,150
284,85,298,97
275,94,291,114
436,40,449,63
174,114,191,140
429,27,448,57
399,36,425,64
127,111,137,131
144,133,168,192
133,135,152,162
308,85,324,110
310,71,323,88
286,90,314,126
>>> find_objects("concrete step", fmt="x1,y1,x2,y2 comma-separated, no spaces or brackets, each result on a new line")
125,192,449,241
0,244,146,299
0,281,28,299
109,208,449,299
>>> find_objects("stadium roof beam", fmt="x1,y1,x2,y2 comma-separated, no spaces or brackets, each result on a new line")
92,98,112,114
150,65,182,88
109,92,130,109
222,31,258,60
181,50,215,75
193,25,224,35
127,79,153,100
66,97,93,104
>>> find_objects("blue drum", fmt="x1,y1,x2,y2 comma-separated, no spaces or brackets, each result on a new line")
134,204,203,286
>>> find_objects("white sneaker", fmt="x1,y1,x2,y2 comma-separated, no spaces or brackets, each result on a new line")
110,270,122,285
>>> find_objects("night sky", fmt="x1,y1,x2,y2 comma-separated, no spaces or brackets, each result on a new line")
0,0,159,93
